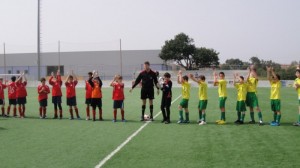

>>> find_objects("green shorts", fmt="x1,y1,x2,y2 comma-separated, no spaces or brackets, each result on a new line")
180,99,189,108
198,100,208,110
271,99,281,112
236,101,246,112
246,92,259,108
219,97,227,108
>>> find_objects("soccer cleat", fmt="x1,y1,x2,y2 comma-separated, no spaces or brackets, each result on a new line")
258,121,264,126
270,122,280,126
164,121,170,124
234,120,241,124
69,117,74,120
77,117,81,120
215,120,222,123
269,121,276,124
161,120,166,123
53,116,58,119
177,120,184,124
293,122,300,126
121,119,127,122
239,121,244,124
217,120,226,125
140,118,145,122
99,118,103,121
150,118,154,122
183,120,190,124
249,120,256,124
199,121,207,125
86,117,90,121
112,119,116,123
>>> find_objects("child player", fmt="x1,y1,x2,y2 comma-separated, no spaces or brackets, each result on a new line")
233,73,247,124
293,67,300,126
267,66,282,126
85,72,93,120
38,78,50,119
16,72,27,118
110,75,125,122
7,76,17,117
49,70,63,119
88,71,103,121
190,73,208,125
177,70,191,124
246,66,264,125
65,71,80,120
0,77,7,117
213,71,227,125
160,72,172,124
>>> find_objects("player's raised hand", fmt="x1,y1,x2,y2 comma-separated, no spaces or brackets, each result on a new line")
266,66,271,72
189,73,194,78
129,88,133,93
51,72,54,77
178,70,182,75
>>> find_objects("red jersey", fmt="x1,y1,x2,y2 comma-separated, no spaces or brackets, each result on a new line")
85,80,92,98
16,81,27,98
38,84,50,101
49,76,62,96
7,82,17,99
112,82,124,100
0,83,7,99
65,81,77,98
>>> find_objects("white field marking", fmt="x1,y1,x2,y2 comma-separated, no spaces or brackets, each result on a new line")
95,95,182,168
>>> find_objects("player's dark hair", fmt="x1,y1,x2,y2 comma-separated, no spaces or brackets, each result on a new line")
296,69,300,73
240,76,244,81
276,74,281,80
40,78,46,82
183,75,189,81
118,75,123,80
69,75,73,79
144,61,150,66
200,75,205,81
219,72,225,76
11,76,16,82
88,72,93,76
164,72,171,78
156,71,159,77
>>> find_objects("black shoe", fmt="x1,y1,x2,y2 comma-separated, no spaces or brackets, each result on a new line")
140,118,145,121
240,121,244,124
53,116,58,119
234,120,241,124
249,120,256,124
161,120,166,123
164,121,170,124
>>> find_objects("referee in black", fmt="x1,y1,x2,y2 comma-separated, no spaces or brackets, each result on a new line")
130,61,159,121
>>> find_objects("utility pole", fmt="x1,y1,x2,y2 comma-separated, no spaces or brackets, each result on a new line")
37,0,41,80
120,39,123,76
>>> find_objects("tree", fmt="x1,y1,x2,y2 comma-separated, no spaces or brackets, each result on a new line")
193,47,219,68
220,58,249,70
159,33,196,70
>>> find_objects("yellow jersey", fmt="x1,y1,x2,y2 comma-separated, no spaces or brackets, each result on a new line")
218,79,227,97
247,77,258,92
270,80,281,100
198,82,208,100
181,81,191,99
294,78,300,97
235,83,247,101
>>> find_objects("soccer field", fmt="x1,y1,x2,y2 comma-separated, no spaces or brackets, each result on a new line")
0,87,300,168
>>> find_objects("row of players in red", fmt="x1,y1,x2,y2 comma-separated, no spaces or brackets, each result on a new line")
0,71,125,121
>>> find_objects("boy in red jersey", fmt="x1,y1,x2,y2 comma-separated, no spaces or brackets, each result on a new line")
65,71,80,120
110,75,125,122
0,77,7,117
15,72,27,118
38,78,50,119
88,71,103,121
85,72,93,120
49,70,63,119
7,76,17,117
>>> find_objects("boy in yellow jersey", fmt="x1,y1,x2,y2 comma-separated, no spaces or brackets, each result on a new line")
177,70,191,124
293,68,300,126
246,66,264,125
189,73,208,125
233,73,248,124
267,66,281,126
213,71,227,125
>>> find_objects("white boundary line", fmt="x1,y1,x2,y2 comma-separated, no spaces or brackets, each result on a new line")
95,95,182,168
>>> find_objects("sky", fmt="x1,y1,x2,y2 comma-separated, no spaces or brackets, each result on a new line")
0,0,299,64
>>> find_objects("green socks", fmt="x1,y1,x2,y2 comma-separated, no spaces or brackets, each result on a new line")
185,112,189,121
179,110,183,120
276,114,281,123
202,113,206,122
250,111,255,121
199,110,202,121
237,111,241,120
273,113,277,122
258,112,263,121
241,112,245,122
221,112,226,121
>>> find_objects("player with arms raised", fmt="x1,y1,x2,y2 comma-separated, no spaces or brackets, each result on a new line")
0,77,7,117
49,70,63,119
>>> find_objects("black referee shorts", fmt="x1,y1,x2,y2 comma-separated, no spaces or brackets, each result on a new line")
140,87,154,100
